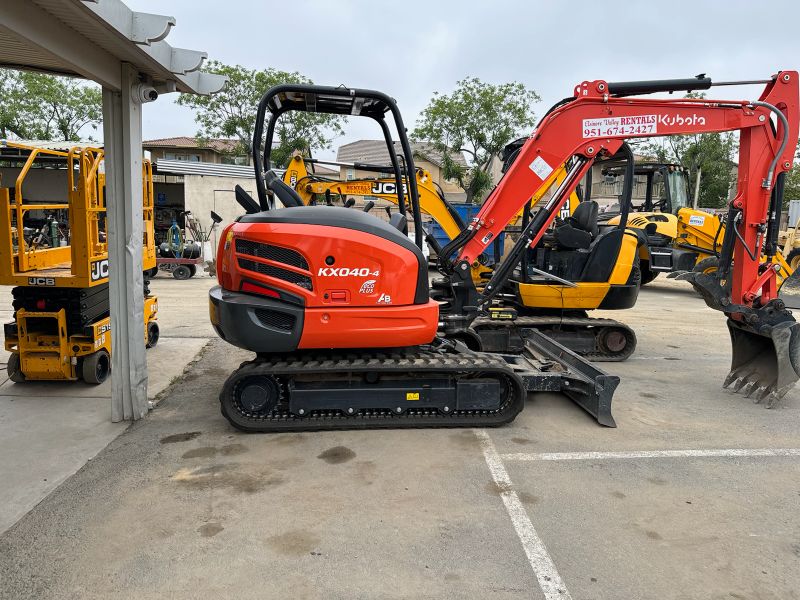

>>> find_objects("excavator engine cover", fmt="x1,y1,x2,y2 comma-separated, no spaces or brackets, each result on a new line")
212,206,439,351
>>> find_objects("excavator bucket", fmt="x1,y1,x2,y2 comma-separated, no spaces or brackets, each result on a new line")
778,268,800,309
687,271,800,407
725,319,800,407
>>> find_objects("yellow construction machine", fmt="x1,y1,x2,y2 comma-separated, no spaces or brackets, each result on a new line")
0,142,159,384
601,162,795,283
280,151,642,360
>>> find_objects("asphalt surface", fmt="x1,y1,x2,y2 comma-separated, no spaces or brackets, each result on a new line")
1,276,799,600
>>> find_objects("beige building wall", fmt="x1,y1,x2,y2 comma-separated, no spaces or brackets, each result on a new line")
182,174,258,255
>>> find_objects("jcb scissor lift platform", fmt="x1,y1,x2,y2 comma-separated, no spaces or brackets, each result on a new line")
0,142,158,383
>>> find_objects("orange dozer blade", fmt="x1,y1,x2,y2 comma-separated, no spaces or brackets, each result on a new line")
725,319,800,408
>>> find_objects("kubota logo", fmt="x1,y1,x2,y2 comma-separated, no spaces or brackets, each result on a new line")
318,267,380,277
658,113,706,127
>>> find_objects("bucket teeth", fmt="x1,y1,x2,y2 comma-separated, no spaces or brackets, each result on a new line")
740,380,757,397
722,372,738,389
725,318,800,409
724,369,778,404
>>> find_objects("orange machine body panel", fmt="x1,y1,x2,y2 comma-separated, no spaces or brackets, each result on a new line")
214,212,439,350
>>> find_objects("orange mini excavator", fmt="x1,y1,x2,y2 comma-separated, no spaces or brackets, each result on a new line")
210,72,800,432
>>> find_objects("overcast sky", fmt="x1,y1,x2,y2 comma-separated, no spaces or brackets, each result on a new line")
126,0,800,160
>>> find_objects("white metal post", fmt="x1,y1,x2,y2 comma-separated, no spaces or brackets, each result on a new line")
103,63,148,422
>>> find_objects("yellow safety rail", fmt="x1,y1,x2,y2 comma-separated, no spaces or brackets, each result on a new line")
0,142,156,287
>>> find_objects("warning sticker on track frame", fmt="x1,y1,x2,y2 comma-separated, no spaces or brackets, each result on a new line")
583,115,658,138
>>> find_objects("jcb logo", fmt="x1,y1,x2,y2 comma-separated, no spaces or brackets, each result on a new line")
97,323,111,335
559,198,571,220
90,259,109,282
371,182,407,195
28,277,55,286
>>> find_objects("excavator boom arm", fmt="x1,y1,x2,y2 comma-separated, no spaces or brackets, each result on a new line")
461,73,799,313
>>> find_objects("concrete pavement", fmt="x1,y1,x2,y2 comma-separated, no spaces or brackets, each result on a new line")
1,275,799,599
0,276,214,535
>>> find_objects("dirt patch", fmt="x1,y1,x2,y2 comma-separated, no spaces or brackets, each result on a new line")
518,492,540,505
171,464,284,494
182,447,217,459
640,392,658,399
485,480,512,495
220,443,248,456
198,522,224,537
266,530,321,556
160,432,201,444
645,530,663,540
511,437,535,445
317,446,356,464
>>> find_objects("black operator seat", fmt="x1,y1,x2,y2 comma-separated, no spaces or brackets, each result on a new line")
265,170,304,207
554,200,599,250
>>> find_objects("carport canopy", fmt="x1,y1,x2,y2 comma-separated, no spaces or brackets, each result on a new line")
0,0,227,421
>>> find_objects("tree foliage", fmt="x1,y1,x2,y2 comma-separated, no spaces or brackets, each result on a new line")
634,93,738,209
177,62,344,167
782,141,800,209
0,69,102,141
413,77,540,203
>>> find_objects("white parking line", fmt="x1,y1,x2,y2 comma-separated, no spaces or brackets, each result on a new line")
501,448,800,462
474,429,572,600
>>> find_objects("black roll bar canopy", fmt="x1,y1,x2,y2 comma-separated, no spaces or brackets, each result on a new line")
250,84,425,249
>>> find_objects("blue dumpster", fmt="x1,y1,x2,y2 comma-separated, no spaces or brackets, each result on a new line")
424,203,505,265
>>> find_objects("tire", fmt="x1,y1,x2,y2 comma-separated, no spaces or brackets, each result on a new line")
172,265,192,280
7,353,25,383
693,256,720,275
640,261,659,285
82,350,110,384
146,321,160,349
187,264,197,277
145,267,159,279
786,248,800,272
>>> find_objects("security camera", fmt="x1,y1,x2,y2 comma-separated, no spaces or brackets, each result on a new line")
132,84,159,104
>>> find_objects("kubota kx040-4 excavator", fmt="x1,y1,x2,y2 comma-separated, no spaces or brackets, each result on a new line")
281,151,642,361
211,72,800,433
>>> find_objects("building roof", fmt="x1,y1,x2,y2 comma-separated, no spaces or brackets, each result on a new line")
337,140,468,168
143,136,242,153
0,0,226,94
154,158,256,178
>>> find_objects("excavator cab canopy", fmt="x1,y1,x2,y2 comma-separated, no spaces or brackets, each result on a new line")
247,84,426,249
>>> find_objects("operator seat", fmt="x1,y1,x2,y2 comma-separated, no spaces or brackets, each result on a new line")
554,200,599,250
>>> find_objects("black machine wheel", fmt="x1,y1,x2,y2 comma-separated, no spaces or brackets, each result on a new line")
82,350,110,384
188,264,197,277
146,321,160,349
145,267,159,278
693,256,720,275
640,261,659,285
7,353,25,383
786,248,800,272
229,375,282,418
173,265,192,280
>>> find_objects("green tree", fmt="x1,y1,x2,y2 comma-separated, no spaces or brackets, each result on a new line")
0,69,102,141
177,61,344,167
635,93,738,209
781,141,800,209
413,77,540,203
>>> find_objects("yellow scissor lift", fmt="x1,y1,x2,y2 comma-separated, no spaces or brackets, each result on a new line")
0,142,158,384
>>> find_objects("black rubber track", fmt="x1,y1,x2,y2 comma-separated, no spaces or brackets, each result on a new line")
472,315,638,362
220,348,526,433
